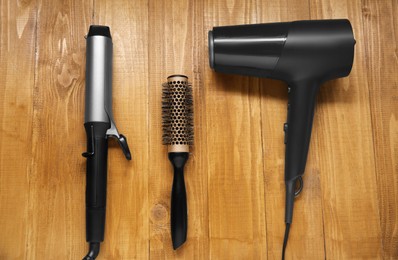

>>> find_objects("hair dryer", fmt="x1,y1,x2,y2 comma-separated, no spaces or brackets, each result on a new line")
208,19,355,258
82,25,131,260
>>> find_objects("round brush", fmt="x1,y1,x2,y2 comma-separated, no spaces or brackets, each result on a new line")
162,75,193,249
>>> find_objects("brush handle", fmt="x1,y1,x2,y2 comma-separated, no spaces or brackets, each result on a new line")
168,152,189,249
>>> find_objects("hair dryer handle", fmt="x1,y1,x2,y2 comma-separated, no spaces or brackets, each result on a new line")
285,80,319,181
284,80,319,223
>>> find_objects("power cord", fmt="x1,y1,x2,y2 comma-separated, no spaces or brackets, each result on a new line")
282,176,303,260
83,242,100,260
282,223,291,260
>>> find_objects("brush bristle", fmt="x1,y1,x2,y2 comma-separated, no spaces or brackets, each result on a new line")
162,78,194,146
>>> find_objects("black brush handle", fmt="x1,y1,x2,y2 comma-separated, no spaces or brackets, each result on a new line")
168,152,189,249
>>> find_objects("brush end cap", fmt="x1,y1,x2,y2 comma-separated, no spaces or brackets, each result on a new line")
167,74,188,79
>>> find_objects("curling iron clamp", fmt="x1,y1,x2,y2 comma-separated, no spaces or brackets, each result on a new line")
82,25,131,260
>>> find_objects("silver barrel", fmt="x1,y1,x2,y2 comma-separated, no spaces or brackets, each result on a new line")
85,26,113,124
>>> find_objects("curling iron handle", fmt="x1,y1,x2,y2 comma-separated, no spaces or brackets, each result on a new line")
83,122,110,242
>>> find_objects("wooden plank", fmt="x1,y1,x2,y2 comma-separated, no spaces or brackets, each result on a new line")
93,0,149,258
0,0,36,258
147,0,209,259
27,0,92,258
310,0,383,258
257,1,326,259
26,1,92,259
203,0,267,258
362,0,398,258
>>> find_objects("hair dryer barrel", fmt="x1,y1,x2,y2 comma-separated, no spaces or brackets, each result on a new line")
209,19,355,83
272,19,355,83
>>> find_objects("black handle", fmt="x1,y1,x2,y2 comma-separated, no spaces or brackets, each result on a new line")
284,80,319,223
168,152,189,249
83,122,110,243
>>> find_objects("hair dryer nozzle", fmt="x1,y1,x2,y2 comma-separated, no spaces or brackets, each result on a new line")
208,22,290,78
208,31,215,69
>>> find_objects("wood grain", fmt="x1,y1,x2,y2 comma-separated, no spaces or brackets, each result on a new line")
28,0,92,258
94,0,150,258
203,1,267,259
0,0,36,258
0,0,397,259
362,0,398,258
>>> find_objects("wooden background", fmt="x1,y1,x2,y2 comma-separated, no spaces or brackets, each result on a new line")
0,0,397,259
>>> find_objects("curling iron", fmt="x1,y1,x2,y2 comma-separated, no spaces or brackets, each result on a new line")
208,19,355,258
82,25,131,260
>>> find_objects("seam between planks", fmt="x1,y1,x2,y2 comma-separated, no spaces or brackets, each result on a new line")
25,1,39,259
253,1,270,258
307,0,327,258
147,59,151,256
359,0,386,257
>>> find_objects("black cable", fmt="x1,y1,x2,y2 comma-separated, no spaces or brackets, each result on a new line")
282,223,291,260
282,177,302,260
82,242,100,260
